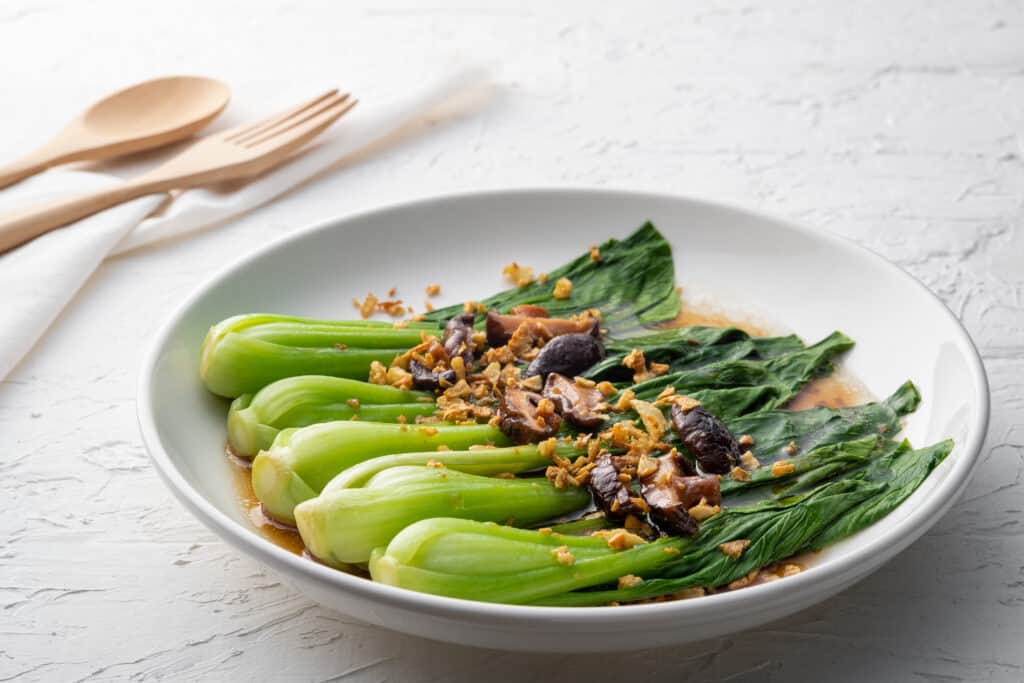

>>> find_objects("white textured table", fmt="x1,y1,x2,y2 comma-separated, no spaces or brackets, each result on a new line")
2,1,1022,680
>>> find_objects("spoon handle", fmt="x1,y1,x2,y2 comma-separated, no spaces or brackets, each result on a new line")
0,153,53,191
0,179,166,254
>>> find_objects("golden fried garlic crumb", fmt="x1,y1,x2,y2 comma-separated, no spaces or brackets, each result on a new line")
687,497,721,521
772,460,796,477
551,545,576,566
502,262,535,287
368,360,388,385
356,293,378,319
617,574,643,589
719,539,751,559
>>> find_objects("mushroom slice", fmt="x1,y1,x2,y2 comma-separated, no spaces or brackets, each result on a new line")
669,404,741,474
588,454,644,518
485,309,598,347
442,313,476,370
408,359,456,391
496,385,562,444
509,304,549,318
542,372,607,430
525,333,605,379
639,454,720,536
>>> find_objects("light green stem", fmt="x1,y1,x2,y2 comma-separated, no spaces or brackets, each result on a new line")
296,468,590,565
252,421,509,523
226,375,435,457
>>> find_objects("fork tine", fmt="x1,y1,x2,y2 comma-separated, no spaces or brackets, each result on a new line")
244,97,358,153
222,89,339,143
238,92,350,146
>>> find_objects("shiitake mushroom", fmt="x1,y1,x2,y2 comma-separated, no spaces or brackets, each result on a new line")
408,359,456,391
541,372,607,430
525,333,605,379
588,454,644,518
638,453,720,536
485,310,598,347
442,313,476,370
496,385,562,444
669,404,741,474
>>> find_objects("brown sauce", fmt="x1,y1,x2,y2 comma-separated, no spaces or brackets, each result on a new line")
228,301,862,594
789,373,869,410
228,447,305,555
669,307,773,337
670,303,868,411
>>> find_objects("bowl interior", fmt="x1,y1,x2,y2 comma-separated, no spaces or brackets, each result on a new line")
140,189,986,648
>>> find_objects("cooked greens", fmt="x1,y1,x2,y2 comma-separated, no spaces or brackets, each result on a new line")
201,315,426,397
227,376,435,458
536,439,952,606
296,467,590,565
252,421,508,523
199,222,954,607
423,222,681,334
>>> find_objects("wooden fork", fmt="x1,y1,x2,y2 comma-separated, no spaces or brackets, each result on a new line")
0,90,356,253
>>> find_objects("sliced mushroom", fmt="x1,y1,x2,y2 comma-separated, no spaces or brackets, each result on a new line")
496,385,562,444
485,309,598,347
509,304,549,318
588,454,644,518
525,333,605,379
408,359,456,391
676,475,721,509
644,495,698,536
542,373,607,430
670,404,740,474
639,454,720,536
442,313,476,370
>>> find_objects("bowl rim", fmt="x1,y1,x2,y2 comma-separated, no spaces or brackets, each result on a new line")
137,186,990,628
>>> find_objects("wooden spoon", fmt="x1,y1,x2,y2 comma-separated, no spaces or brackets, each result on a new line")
0,91,356,254
0,76,231,189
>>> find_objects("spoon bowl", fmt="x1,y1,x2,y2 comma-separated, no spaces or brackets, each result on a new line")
80,76,230,141
0,75,230,188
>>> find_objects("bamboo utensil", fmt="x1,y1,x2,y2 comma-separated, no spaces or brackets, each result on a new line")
0,76,231,190
0,90,356,253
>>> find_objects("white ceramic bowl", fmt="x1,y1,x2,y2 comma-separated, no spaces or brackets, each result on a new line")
138,188,988,652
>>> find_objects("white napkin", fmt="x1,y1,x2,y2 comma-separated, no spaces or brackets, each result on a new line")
0,68,493,381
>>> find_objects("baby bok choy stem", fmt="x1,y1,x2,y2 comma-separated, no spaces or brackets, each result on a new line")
227,375,435,458
251,420,509,523
321,442,577,492
366,479,876,605
200,314,434,397
368,518,689,604
295,467,591,565
369,432,951,607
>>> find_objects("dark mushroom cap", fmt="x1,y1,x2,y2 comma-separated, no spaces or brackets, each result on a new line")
542,373,607,430
588,454,643,518
647,500,699,536
485,309,599,347
525,333,605,379
409,359,456,391
442,313,476,370
669,404,740,474
496,385,562,444
639,454,720,536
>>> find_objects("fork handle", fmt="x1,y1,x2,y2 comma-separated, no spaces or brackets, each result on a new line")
0,178,165,254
